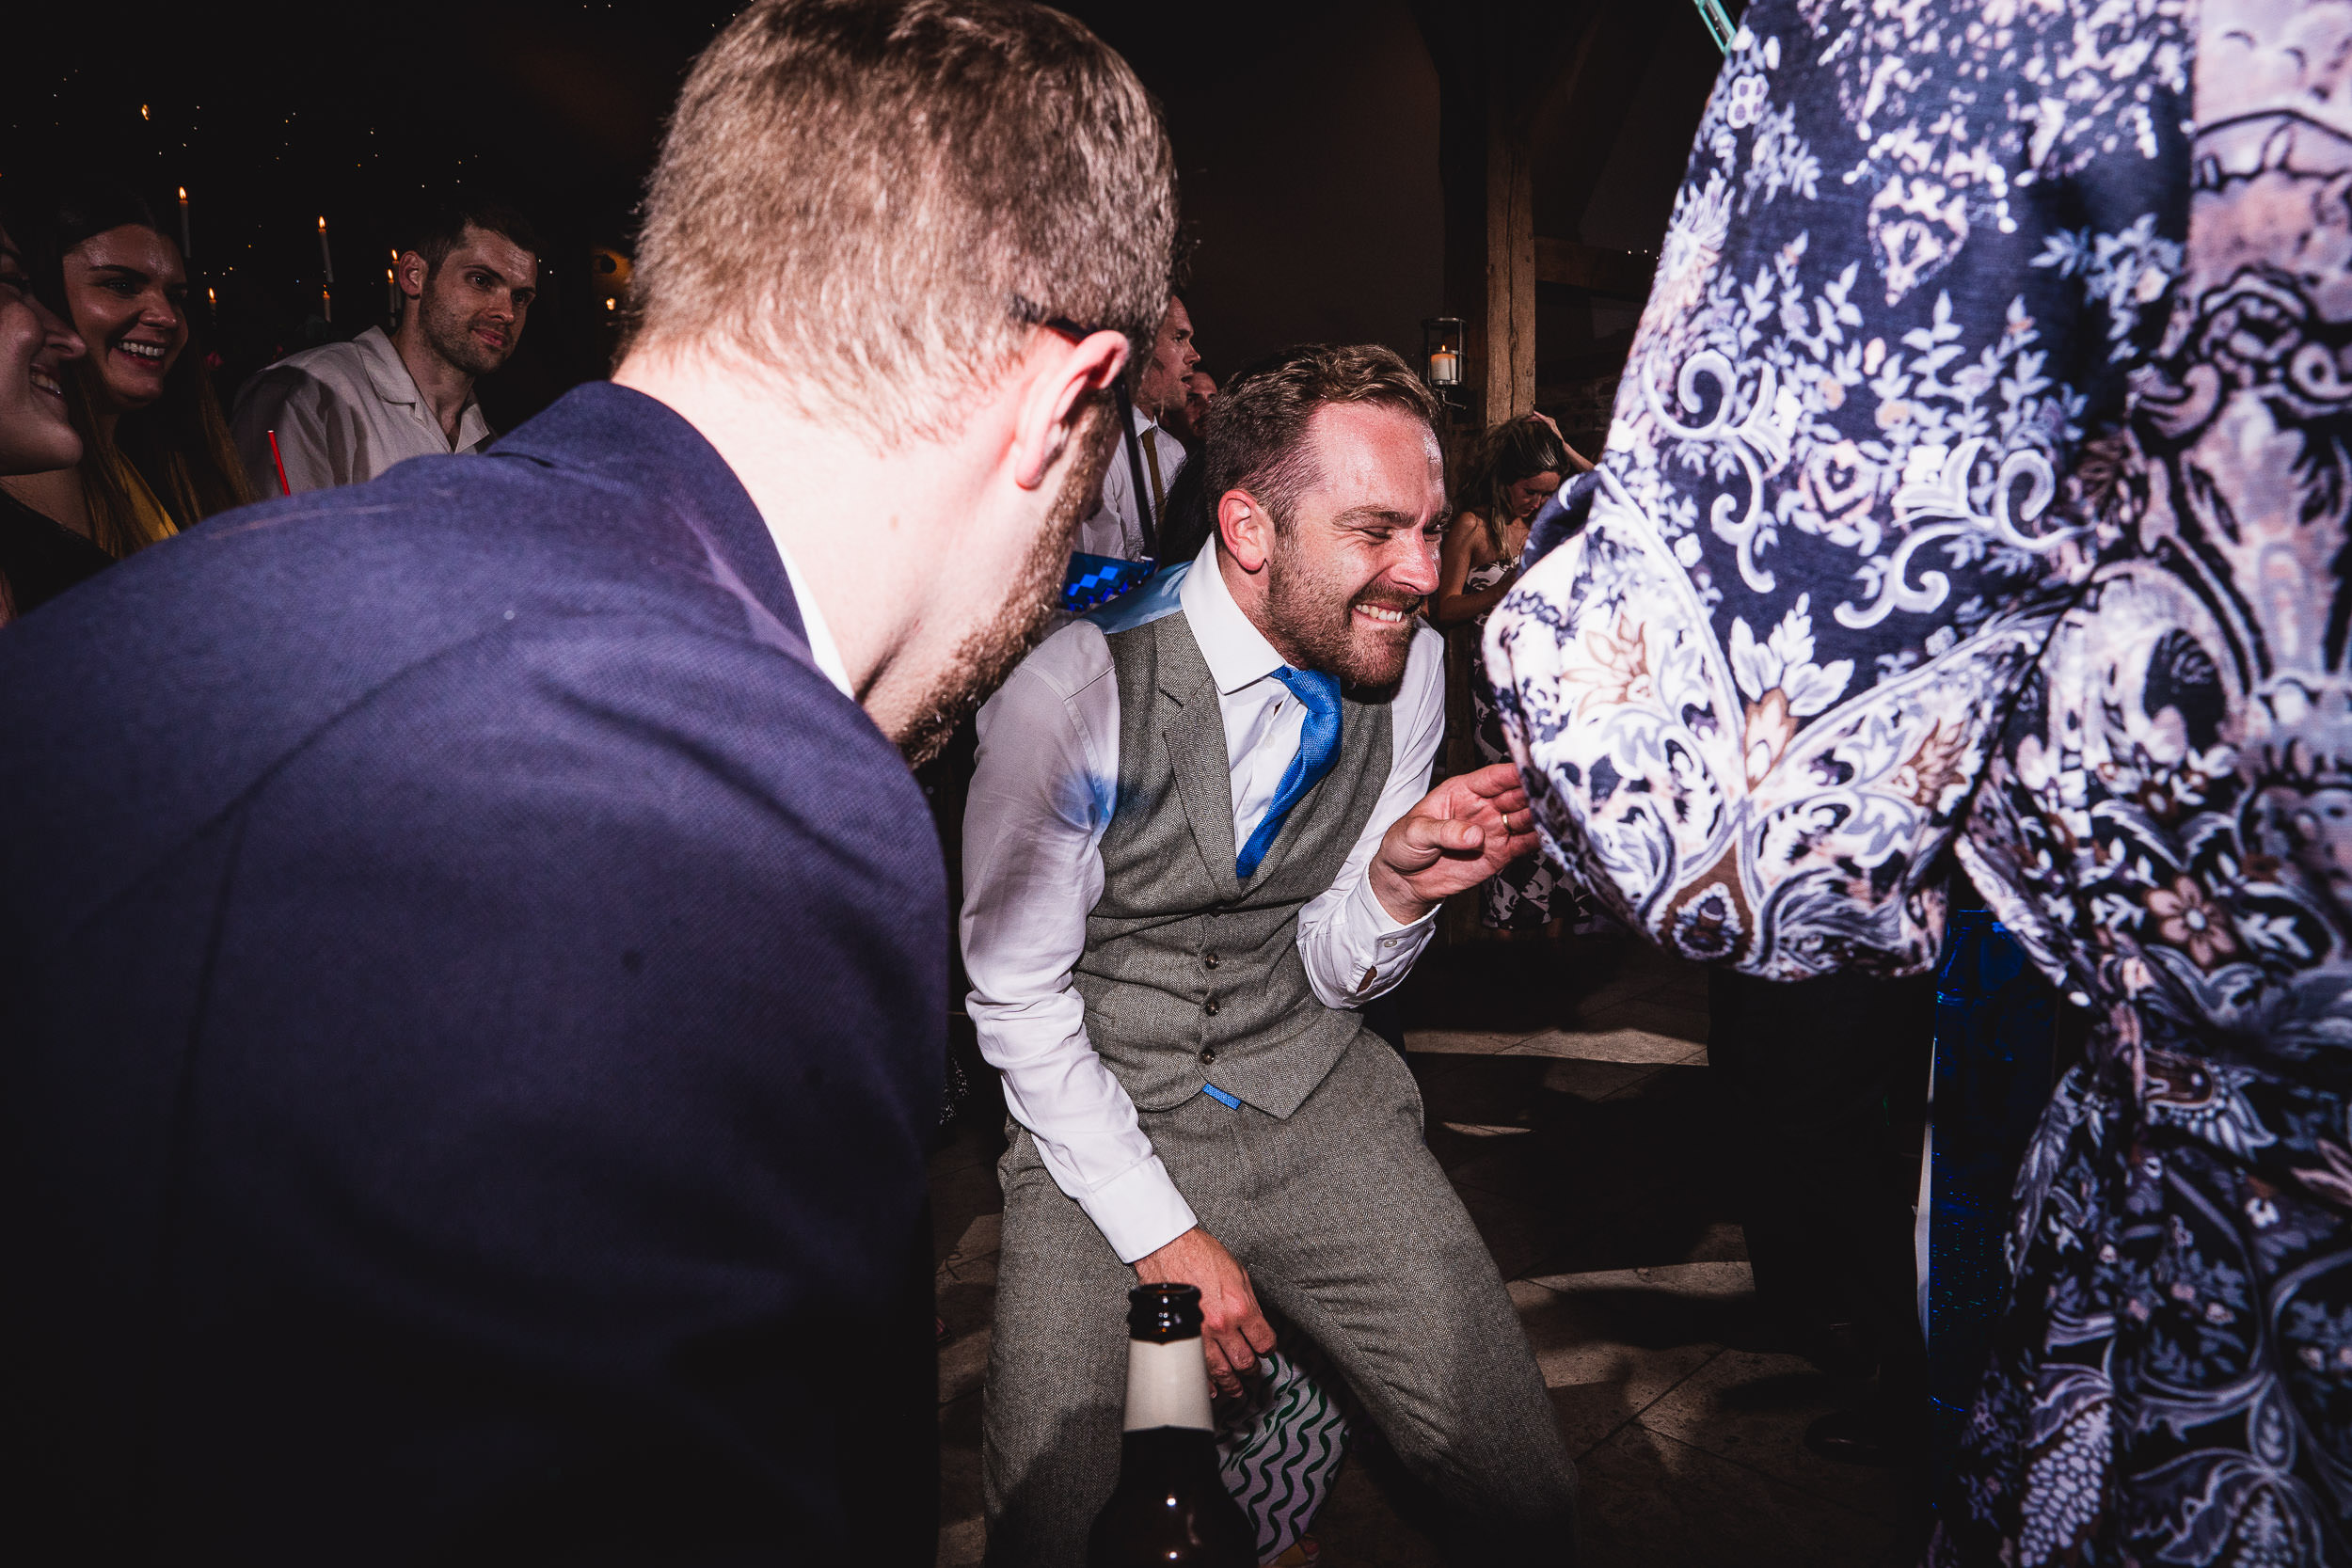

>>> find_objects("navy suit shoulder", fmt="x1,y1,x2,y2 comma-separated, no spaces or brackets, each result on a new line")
0,383,944,1562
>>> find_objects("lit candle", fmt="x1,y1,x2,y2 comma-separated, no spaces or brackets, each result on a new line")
1429,346,1460,387
322,285,333,325
386,267,396,320
207,285,216,313
317,215,334,284
178,186,191,257
140,103,151,121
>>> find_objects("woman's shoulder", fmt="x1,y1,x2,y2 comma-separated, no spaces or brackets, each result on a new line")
1451,508,1498,556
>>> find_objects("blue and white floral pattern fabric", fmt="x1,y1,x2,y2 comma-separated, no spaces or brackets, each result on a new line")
1488,0,2352,1560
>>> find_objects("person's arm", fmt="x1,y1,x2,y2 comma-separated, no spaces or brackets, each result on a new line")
964,626,1279,1395
1429,512,1508,628
1295,627,1537,1001
960,628,1198,1264
1295,627,1449,1001
1484,0,2162,980
1528,409,1597,474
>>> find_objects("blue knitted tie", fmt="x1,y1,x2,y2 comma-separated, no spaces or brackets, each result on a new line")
1235,668,1342,881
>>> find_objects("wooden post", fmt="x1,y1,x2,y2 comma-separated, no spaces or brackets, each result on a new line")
1415,0,1589,431
1483,80,1536,427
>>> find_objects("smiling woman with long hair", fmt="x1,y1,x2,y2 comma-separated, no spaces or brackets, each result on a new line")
0,180,251,558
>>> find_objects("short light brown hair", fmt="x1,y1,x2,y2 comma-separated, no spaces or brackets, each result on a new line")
633,0,1177,443
1204,343,1441,531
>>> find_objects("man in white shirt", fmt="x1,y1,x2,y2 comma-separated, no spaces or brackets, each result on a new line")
230,201,538,496
1073,293,1198,562
965,344,1579,1565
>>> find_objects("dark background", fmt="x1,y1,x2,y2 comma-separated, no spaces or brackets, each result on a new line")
2,1,1726,436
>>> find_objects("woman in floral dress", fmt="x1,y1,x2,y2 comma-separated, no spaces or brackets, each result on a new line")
1488,0,2352,1560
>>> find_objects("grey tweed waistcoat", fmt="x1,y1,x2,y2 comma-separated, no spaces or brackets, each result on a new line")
1073,610,1394,1117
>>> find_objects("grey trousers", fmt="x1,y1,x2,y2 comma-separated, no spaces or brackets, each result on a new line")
982,1037,1578,1567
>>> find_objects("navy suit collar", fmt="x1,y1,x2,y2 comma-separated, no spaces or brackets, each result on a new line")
488,381,805,646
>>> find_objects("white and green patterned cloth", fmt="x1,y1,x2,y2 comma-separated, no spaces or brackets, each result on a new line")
1216,1351,1347,1563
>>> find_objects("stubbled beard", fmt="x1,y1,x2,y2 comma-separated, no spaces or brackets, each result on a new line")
1263,534,1419,693
420,283,510,378
894,397,1120,766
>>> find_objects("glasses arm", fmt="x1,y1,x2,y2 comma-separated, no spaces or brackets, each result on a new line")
1012,295,1157,562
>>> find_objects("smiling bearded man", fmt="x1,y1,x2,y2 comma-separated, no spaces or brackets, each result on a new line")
961,343,1581,1567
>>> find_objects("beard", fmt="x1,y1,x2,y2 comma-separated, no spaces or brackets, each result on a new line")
419,286,514,378
892,395,1120,766
1263,533,1421,693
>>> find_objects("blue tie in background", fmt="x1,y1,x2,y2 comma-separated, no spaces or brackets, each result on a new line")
1235,668,1342,880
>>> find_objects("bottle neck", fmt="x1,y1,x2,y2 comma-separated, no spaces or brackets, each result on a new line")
1121,1335,1214,1433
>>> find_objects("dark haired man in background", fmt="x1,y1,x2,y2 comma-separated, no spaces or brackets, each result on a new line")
1074,292,1199,562
230,200,538,495
964,343,1580,1565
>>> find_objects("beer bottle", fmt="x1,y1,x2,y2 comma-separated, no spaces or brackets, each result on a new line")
1087,1283,1256,1568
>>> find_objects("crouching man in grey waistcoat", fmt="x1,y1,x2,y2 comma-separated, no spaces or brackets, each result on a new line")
961,344,1579,1566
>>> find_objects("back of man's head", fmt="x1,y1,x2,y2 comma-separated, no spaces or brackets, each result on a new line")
632,0,1177,446
1205,343,1439,533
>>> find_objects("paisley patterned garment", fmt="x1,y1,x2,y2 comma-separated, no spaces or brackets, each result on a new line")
1467,558,1565,927
1486,1,2352,1560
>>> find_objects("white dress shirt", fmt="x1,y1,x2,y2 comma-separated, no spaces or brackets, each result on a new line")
768,538,853,700
230,326,495,497
961,538,1444,1262
1075,404,1186,562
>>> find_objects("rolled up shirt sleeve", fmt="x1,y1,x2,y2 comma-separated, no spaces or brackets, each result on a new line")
1296,624,1442,1007
960,626,1199,1264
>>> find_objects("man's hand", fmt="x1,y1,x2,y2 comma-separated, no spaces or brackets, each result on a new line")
1133,1226,1275,1397
1368,761,1539,925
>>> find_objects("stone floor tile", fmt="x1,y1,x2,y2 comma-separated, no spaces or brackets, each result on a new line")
940,1247,998,1290
937,1324,992,1405
1635,1348,1900,1523
1576,1423,1899,1568
1576,993,1710,1045
1521,1258,1756,1299
1509,1277,1726,1453
936,1516,985,1568
1451,1183,1564,1283
946,1212,1001,1266
1510,1025,1697,1065
1518,1219,1752,1280
1401,1027,1537,1053
1437,1119,1541,1138
1599,1058,1708,1098
930,1155,1004,1266
938,1392,985,1564
1536,1056,1656,1100
1404,1053,1559,1137
1299,1451,1444,1568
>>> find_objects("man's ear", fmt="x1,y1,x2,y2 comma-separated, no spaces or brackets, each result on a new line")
396,253,427,303
1218,489,1274,574
1014,329,1128,491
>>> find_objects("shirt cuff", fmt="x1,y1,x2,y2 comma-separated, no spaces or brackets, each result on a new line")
1077,1151,1200,1265
1342,874,1438,1000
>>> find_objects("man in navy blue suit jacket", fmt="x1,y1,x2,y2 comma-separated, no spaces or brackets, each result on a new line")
0,3,1175,1560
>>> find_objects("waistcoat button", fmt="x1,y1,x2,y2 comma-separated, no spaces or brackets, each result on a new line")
1203,998,1220,1017
1200,1048,1217,1066
1203,952,1220,969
